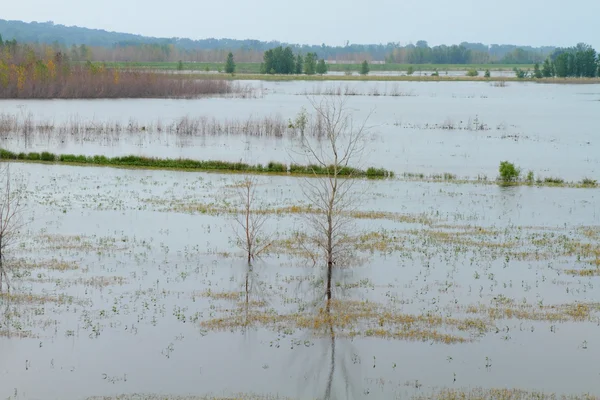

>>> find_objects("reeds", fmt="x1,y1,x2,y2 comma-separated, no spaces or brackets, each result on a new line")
298,83,416,97
0,65,252,99
0,113,313,139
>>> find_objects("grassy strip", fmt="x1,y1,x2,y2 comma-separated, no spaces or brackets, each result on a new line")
179,73,600,83
0,149,393,178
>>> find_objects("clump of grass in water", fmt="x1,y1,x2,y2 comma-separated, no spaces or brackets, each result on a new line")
0,149,394,178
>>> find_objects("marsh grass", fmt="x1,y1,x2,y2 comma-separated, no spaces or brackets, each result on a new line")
13,258,79,271
201,299,491,344
298,83,416,97
465,301,600,323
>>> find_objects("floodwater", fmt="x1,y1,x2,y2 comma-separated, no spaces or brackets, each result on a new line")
0,81,600,400
1,81,598,181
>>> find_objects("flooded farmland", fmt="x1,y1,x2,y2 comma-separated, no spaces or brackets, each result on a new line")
0,81,599,400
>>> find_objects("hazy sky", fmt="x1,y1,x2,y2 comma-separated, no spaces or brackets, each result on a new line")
3,0,600,49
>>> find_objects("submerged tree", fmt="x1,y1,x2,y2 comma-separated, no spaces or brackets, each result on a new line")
0,165,25,292
299,97,371,310
225,52,236,74
232,176,272,266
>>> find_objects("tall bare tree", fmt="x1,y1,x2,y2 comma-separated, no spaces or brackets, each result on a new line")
232,176,273,266
298,97,371,309
0,164,25,292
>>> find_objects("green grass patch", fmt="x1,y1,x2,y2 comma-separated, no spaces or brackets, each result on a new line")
0,149,394,178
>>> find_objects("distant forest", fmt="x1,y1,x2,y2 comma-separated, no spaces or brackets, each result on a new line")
0,19,559,64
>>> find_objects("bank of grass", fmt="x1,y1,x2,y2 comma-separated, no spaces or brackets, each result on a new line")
0,149,393,178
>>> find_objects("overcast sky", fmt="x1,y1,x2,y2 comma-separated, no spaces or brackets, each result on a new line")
3,0,599,49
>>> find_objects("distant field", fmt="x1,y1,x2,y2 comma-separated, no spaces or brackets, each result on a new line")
102,61,534,73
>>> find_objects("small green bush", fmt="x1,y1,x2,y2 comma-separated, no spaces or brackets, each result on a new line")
0,149,17,159
484,69,491,78
544,177,564,184
499,161,520,182
27,152,41,161
266,162,286,173
41,151,56,162
526,170,534,183
581,178,598,186
466,69,479,77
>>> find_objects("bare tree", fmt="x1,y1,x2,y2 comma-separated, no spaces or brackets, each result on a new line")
232,176,273,266
0,164,25,292
298,96,371,309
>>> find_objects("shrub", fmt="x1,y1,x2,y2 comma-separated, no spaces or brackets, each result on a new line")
40,151,56,162
0,149,17,159
484,69,491,78
581,178,598,186
499,161,520,182
526,170,534,183
366,167,391,178
26,152,41,161
266,162,286,173
60,154,88,163
513,68,528,79
466,69,479,77
544,177,564,184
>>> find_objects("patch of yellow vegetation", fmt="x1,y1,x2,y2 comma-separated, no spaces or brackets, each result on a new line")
413,387,599,400
202,299,491,344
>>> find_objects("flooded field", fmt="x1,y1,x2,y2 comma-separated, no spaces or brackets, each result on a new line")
1,81,598,180
0,81,599,400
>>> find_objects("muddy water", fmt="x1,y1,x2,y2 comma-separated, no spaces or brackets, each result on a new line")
0,163,599,399
1,81,599,181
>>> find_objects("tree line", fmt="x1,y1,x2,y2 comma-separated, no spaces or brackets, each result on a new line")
260,47,327,75
516,43,600,79
2,18,561,64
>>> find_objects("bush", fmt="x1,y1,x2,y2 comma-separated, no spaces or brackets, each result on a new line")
26,152,41,161
484,69,491,78
513,68,528,79
466,69,479,77
60,154,88,163
526,170,534,183
581,178,598,186
544,177,564,184
40,151,56,162
366,167,390,178
499,161,520,182
0,149,17,159
266,162,286,173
